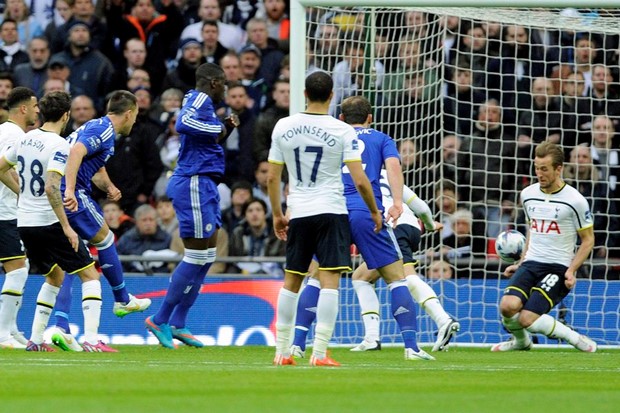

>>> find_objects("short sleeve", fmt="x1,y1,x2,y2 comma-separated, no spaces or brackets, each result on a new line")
2,144,17,166
574,193,594,230
342,125,362,163
47,141,70,175
77,129,103,155
381,135,400,161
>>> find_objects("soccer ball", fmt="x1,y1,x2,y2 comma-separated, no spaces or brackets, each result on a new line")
495,230,525,264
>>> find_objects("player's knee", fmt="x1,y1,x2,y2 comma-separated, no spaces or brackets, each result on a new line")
498,296,522,317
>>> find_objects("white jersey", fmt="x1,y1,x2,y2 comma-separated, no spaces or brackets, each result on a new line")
521,182,593,267
379,170,435,231
268,113,361,219
0,121,25,220
3,129,70,227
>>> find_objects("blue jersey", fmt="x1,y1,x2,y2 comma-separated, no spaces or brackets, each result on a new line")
174,89,225,179
342,127,399,211
62,116,116,193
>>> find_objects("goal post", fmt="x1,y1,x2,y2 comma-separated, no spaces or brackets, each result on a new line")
290,1,620,348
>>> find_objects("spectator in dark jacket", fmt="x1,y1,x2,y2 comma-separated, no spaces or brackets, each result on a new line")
161,38,205,94
222,82,256,185
252,78,289,163
12,36,50,96
228,199,285,275
0,19,29,71
51,20,115,113
106,0,184,96
117,204,174,273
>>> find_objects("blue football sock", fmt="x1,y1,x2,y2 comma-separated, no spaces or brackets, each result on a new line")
389,280,420,352
169,264,210,329
292,278,320,350
54,273,75,333
94,231,129,303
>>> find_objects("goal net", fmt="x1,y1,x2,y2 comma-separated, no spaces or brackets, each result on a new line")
296,3,620,348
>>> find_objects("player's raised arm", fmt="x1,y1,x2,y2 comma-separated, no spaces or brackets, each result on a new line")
175,72,230,143
346,160,382,233
63,142,88,212
403,185,441,232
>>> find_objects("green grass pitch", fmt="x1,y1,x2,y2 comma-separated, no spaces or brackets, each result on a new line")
1,346,618,413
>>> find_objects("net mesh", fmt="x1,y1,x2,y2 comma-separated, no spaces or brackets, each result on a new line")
303,6,620,347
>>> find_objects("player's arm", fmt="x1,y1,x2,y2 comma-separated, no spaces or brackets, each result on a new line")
175,104,224,143
217,114,240,144
384,157,403,225
63,142,88,212
0,148,19,195
403,186,442,232
92,167,121,201
46,171,79,251
267,161,288,241
347,160,382,233
0,166,19,195
565,226,595,288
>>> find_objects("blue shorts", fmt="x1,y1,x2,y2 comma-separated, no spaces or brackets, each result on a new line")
348,209,402,270
167,174,221,239
66,189,105,241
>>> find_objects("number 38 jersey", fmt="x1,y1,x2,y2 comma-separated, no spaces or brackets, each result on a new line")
0,121,25,220
3,129,70,227
521,182,594,267
269,113,361,219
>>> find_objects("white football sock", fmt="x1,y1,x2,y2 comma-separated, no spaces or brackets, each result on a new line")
527,313,580,345
30,283,60,344
502,313,531,345
275,288,298,356
0,267,28,339
312,288,339,360
352,280,380,341
82,280,102,344
406,274,451,327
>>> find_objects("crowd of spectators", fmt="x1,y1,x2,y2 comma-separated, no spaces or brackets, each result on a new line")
0,3,618,278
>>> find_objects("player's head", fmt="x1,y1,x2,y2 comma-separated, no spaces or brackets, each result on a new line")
304,71,333,103
340,95,372,125
106,90,138,135
195,63,227,103
38,91,71,126
6,86,39,126
534,141,564,191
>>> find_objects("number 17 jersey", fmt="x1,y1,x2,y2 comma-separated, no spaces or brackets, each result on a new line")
268,113,361,219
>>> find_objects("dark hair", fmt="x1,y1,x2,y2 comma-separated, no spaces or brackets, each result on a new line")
0,18,17,29
156,195,172,204
195,62,225,89
535,141,564,168
230,180,253,195
341,95,371,125
202,19,219,30
6,86,36,110
39,91,71,123
242,198,267,216
106,90,137,115
305,71,333,102
0,72,15,87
